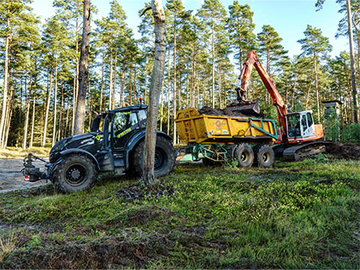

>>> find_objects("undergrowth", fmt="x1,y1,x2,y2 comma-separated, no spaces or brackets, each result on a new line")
0,157,359,268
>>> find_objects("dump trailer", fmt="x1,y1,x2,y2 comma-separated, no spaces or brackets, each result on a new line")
175,108,278,168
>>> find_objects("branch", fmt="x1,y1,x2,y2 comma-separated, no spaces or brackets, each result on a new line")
140,7,151,17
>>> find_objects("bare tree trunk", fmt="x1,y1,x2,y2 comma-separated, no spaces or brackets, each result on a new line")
74,0,91,135
143,0,166,186
314,55,320,123
211,20,215,108
347,0,358,123
52,58,58,145
99,53,105,113
120,68,125,107
218,65,222,108
112,54,117,109
72,12,80,135
191,49,196,108
23,74,32,149
173,24,177,145
0,16,10,149
29,89,36,148
167,50,171,135
58,83,64,141
42,68,53,147
109,52,114,110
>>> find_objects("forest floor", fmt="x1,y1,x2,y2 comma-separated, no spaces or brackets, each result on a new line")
0,151,359,269
0,148,50,193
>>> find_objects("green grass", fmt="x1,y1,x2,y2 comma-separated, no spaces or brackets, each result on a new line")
0,157,359,268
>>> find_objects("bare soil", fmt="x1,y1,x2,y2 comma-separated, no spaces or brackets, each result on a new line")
326,142,360,160
0,158,48,193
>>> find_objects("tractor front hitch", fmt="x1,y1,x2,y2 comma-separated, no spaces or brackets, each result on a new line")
22,153,49,182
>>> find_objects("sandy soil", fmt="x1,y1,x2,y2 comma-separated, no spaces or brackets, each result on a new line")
0,158,49,193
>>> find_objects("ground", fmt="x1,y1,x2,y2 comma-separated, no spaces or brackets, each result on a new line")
0,158,48,193
0,152,359,269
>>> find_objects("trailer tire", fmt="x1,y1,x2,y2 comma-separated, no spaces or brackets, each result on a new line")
235,143,254,167
254,144,275,168
131,136,175,177
53,154,97,193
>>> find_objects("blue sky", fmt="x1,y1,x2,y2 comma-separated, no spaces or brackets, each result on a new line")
31,0,349,58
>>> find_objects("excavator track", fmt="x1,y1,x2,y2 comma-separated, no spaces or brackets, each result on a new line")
283,141,332,161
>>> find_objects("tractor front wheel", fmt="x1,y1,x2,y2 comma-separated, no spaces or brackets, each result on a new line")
53,154,97,193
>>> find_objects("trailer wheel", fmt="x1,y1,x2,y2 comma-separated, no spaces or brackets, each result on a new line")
235,143,254,167
132,136,175,177
53,154,97,193
254,144,275,168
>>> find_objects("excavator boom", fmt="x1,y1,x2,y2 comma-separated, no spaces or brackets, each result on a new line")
232,51,288,135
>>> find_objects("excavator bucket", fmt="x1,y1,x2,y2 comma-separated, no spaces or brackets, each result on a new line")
226,101,261,116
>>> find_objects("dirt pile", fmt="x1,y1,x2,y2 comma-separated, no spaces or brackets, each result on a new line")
199,105,263,118
199,106,247,117
326,142,360,160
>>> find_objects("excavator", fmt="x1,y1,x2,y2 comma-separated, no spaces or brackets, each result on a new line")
228,50,326,161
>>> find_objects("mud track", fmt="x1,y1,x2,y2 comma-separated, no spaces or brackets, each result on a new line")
0,158,48,193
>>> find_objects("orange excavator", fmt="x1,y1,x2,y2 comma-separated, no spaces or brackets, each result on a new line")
228,50,326,161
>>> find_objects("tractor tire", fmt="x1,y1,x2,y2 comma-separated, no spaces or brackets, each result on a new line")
235,143,254,167
53,154,97,193
131,136,175,177
254,144,275,168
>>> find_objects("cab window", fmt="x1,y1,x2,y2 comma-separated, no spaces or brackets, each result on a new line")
307,113,313,127
113,111,138,137
287,114,301,138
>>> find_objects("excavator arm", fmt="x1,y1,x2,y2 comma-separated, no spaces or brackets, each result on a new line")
236,50,288,137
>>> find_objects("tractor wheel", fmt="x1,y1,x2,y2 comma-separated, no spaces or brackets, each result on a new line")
132,136,175,177
254,144,275,168
235,143,254,167
53,154,97,193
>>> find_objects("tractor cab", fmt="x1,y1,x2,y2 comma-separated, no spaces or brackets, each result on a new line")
286,110,322,143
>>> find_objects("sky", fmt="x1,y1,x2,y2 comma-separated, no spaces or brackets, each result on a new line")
30,0,349,58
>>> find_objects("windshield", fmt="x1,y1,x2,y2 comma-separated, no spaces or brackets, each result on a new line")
287,114,301,138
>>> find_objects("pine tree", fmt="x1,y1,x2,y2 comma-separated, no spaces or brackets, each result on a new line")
257,24,288,104
298,25,332,122
197,0,227,108
227,1,256,72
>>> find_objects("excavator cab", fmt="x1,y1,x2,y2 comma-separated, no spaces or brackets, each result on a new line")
286,110,320,142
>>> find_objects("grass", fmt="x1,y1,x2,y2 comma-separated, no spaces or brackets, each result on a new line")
0,147,51,158
0,156,359,268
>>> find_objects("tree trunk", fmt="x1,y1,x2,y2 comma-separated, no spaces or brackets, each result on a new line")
29,88,36,148
112,54,117,109
347,0,358,123
173,21,177,145
52,58,58,145
0,16,10,149
314,54,320,123
58,83,64,141
109,52,114,110
211,20,215,108
143,0,166,186
74,0,91,135
23,74,32,149
99,53,105,113
42,68,53,147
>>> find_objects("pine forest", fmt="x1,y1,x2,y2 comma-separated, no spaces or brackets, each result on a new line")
0,0,359,149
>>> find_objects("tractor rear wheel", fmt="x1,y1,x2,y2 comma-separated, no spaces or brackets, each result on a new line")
53,154,97,193
254,144,275,168
235,143,254,167
132,136,175,177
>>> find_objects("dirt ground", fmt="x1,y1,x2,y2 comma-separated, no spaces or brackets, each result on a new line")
0,158,48,193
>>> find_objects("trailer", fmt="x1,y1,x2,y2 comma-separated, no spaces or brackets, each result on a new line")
175,108,278,168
